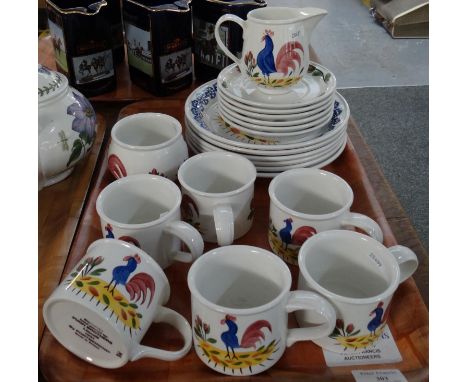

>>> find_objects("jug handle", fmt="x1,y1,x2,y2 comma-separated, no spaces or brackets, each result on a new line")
215,14,245,66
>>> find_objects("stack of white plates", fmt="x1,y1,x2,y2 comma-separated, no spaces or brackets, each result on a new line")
184,62,349,178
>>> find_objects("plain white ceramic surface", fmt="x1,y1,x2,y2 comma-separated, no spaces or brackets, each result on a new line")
218,85,334,116
268,169,383,264
38,65,97,190
178,152,257,245
186,128,346,170
187,245,336,376
217,61,335,108
218,96,334,127
186,130,346,166
108,113,188,181
96,174,204,269
186,134,347,178
43,239,192,368
296,230,418,353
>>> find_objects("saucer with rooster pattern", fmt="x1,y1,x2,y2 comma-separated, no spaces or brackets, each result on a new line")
217,62,336,109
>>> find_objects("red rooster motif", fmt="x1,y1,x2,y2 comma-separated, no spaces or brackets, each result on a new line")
220,314,272,359
279,218,317,249
104,254,155,308
256,30,304,81
108,154,127,179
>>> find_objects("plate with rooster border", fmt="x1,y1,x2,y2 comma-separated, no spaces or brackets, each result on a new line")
184,81,349,150
185,122,347,160
186,128,346,167
218,99,334,131
217,62,336,109
186,134,347,178
218,90,335,121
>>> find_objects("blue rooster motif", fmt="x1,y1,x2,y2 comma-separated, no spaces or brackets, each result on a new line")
256,29,304,82
105,223,115,238
220,314,272,359
104,254,155,308
367,301,385,335
279,218,317,249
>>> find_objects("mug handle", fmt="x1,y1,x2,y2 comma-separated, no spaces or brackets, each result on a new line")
130,306,192,362
215,14,245,66
340,213,384,243
388,245,419,283
285,290,336,347
164,221,204,263
213,204,234,246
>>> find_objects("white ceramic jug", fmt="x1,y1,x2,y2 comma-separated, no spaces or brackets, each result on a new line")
215,7,327,91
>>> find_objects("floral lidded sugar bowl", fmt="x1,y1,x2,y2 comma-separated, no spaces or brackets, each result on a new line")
38,64,97,190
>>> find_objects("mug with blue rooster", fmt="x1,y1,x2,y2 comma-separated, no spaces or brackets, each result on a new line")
187,245,336,376
215,7,327,91
43,239,193,368
268,168,384,265
296,230,418,353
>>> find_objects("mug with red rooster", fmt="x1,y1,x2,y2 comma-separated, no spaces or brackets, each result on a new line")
215,7,327,91
43,239,192,368
268,168,384,265
296,230,418,353
187,245,336,376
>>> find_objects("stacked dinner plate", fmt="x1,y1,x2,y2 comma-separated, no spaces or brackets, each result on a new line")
184,62,349,178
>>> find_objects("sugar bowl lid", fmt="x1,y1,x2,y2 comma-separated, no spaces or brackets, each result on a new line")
38,64,68,103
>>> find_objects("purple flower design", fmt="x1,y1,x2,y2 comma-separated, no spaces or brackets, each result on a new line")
67,92,96,144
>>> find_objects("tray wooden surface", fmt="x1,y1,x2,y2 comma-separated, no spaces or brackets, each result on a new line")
38,101,429,381
38,114,106,343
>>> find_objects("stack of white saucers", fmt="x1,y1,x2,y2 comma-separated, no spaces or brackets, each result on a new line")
184,62,349,178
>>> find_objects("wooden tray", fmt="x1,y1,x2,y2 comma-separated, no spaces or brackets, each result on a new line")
38,101,428,381
38,114,106,344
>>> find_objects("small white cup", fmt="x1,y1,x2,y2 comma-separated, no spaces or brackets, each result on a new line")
43,239,192,368
107,113,188,181
177,152,256,246
268,168,383,264
297,230,418,353
187,245,336,376
96,174,204,269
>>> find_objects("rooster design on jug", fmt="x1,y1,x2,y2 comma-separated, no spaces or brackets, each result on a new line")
328,302,390,350
65,255,155,336
194,314,279,374
244,29,305,87
268,218,317,264
108,154,127,179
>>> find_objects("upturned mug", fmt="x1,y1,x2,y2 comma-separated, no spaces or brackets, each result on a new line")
215,7,327,91
96,174,204,269
187,245,336,376
43,239,192,368
296,230,418,353
177,152,256,246
268,168,383,265
108,113,188,181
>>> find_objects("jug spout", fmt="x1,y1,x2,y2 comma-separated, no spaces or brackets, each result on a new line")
297,8,328,37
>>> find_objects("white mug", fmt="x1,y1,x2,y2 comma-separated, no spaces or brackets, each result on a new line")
96,174,204,269
107,113,188,181
43,239,192,368
187,245,336,376
297,230,418,353
177,152,256,246
268,168,383,265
